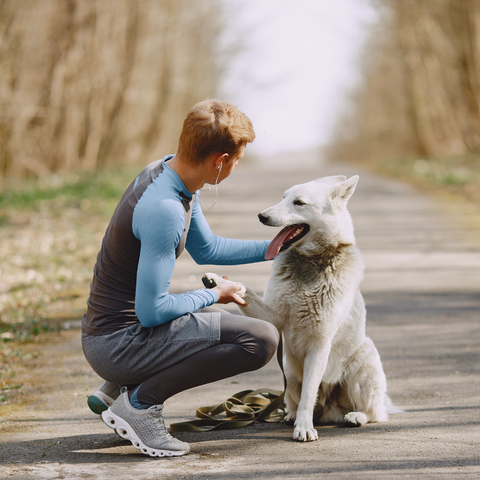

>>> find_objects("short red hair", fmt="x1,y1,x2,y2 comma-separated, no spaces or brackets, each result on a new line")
177,99,255,164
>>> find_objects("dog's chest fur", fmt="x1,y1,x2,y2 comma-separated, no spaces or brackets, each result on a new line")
264,243,363,334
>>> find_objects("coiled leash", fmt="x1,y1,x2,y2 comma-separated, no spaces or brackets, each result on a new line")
169,338,286,432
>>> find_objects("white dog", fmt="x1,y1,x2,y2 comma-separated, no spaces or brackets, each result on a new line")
204,175,398,442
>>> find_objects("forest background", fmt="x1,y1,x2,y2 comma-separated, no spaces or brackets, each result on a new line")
1,0,480,399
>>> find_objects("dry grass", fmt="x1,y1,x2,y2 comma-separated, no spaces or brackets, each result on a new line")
0,166,138,400
348,154,480,230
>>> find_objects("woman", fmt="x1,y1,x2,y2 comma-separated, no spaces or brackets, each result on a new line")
81,99,278,457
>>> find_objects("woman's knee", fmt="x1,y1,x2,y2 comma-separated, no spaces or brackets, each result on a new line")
252,320,279,367
219,313,279,368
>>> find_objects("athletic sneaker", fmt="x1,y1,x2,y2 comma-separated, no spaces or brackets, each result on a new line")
101,391,190,457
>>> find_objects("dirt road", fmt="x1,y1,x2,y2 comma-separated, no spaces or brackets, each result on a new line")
1,160,479,479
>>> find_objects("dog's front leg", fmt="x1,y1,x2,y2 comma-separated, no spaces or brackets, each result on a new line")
202,272,279,327
240,287,281,327
293,346,331,442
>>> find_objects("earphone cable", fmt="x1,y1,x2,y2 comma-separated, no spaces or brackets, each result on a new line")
200,163,222,210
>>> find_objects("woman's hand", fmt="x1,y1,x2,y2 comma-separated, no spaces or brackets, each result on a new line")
212,276,247,306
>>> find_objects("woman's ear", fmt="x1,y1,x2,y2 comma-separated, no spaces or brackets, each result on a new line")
214,152,229,169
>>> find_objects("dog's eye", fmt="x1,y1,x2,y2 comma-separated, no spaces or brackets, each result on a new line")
294,199,306,206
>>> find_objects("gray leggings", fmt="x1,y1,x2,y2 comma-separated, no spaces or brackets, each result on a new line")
82,307,279,407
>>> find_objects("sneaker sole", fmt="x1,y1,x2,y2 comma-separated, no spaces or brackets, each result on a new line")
101,409,189,457
87,395,109,415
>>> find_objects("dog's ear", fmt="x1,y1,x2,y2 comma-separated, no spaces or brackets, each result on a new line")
330,175,359,207
315,175,347,186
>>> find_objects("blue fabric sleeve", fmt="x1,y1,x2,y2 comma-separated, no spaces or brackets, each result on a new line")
186,196,270,264
133,197,219,328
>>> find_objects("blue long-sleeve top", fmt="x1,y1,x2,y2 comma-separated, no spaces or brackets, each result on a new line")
82,156,269,335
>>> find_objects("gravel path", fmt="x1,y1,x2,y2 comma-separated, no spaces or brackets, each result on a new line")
1,160,479,479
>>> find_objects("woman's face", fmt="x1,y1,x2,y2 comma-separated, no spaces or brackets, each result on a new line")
218,145,245,183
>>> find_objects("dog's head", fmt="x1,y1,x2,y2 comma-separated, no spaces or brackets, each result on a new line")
260,175,359,260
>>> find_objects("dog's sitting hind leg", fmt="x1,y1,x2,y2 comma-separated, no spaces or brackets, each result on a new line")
343,338,389,426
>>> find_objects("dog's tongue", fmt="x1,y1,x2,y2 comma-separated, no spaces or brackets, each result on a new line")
265,225,302,260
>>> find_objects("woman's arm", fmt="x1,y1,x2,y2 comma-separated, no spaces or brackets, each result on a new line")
133,198,218,328
186,196,269,265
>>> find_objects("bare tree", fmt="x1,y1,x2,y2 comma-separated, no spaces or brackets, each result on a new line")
328,0,480,162
0,0,227,181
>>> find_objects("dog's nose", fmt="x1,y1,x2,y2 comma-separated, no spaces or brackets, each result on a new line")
258,213,269,224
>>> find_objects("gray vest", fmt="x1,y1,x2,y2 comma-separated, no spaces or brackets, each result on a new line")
175,192,196,258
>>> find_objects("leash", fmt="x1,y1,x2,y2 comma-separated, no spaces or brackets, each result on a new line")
169,337,286,432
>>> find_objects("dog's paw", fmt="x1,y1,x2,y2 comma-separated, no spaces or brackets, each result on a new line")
284,411,297,425
293,419,318,442
202,273,246,297
344,411,367,427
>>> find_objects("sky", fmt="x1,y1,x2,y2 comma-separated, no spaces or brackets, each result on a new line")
220,0,377,157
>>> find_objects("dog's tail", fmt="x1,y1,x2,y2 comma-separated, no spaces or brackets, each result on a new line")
385,395,404,415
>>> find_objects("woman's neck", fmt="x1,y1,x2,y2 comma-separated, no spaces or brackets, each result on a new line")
167,155,210,193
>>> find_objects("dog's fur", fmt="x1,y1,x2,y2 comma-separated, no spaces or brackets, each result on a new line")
205,175,397,442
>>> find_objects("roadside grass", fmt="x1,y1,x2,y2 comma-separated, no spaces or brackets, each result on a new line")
0,165,140,402
0,166,140,219
354,154,480,225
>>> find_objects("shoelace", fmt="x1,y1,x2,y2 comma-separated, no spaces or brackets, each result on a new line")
148,407,172,439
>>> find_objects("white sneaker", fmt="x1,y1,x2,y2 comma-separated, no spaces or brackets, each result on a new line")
102,391,190,457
